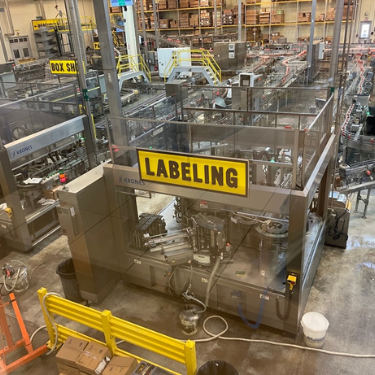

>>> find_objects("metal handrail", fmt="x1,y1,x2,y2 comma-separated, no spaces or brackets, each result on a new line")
163,49,221,84
117,54,152,82
55,16,96,31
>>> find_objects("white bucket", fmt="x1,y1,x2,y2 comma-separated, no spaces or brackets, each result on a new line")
301,312,329,348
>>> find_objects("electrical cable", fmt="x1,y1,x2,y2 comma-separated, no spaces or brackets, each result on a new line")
30,325,47,343
327,209,349,242
188,315,375,358
167,265,191,298
237,287,269,329
3,269,21,292
29,262,46,284
41,292,62,355
275,290,293,322
182,291,206,314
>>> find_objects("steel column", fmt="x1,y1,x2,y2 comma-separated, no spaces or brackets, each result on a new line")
65,0,97,169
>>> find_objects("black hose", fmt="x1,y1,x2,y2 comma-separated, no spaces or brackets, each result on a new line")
275,290,293,321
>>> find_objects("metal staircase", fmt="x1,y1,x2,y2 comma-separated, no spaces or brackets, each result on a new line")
164,49,221,86
117,54,151,90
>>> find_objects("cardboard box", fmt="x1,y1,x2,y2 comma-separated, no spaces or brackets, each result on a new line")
43,185,63,200
57,363,80,375
56,337,89,369
102,356,138,375
76,342,112,375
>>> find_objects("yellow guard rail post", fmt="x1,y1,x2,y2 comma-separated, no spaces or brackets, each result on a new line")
37,288,197,375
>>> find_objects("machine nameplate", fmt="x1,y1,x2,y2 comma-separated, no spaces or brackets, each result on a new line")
136,149,249,197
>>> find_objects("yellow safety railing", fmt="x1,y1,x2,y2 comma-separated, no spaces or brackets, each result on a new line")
56,16,96,31
37,288,197,375
163,49,221,84
117,54,152,82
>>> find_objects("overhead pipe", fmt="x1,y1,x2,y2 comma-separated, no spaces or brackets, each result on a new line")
0,23,9,61
306,0,317,82
38,0,47,20
3,0,15,36
328,0,345,90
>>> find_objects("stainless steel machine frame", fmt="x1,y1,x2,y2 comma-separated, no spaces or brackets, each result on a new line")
100,87,335,334
0,83,95,251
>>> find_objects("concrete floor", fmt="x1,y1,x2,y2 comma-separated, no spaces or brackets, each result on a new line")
2,191,375,375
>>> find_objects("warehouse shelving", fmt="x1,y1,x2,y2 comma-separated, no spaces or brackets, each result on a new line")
244,0,355,43
136,2,222,35
133,0,355,45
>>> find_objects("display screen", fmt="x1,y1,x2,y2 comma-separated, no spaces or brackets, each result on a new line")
110,0,133,6
360,22,371,38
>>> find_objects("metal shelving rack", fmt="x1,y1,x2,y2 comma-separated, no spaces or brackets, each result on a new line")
244,0,355,44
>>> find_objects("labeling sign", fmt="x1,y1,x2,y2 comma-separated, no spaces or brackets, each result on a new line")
32,19,60,30
94,42,100,49
137,149,248,197
49,60,79,75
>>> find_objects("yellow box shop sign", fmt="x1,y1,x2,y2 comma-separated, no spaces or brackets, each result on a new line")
49,60,79,75
137,149,248,197
32,19,60,30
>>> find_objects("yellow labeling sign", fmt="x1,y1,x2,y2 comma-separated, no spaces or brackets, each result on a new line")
32,19,60,30
137,149,248,197
49,60,78,75
94,42,100,49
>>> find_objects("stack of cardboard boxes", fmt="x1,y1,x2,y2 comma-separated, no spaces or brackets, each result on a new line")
271,10,284,24
159,19,171,28
326,7,335,21
56,337,138,375
150,14,155,28
158,0,167,10
270,32,286,43
190,0,199,6
247,27,263,43
180,0,189,7
167,0,177,9
259,10,270,24
136,0,151,12
233,4,245,24
179,13,190,27
200,10,213,27
245,9,259,25
222,9,234,25
200,0,210,6
297,12,311,22
189,14,199,27
138,18,151,29
316,13,325,22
